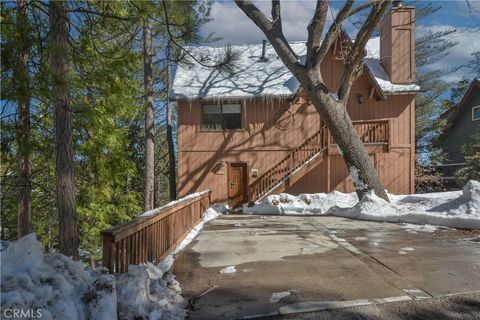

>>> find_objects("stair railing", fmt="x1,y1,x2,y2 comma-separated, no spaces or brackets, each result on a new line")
248,120,390,203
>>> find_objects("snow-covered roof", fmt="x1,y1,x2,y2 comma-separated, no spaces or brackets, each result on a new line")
171,37,420,100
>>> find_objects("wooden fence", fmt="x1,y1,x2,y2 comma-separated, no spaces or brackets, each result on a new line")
101,189,212,273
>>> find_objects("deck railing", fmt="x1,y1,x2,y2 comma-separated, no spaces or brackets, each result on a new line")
249,125,330,202
249,120,390,202
101,190,212,273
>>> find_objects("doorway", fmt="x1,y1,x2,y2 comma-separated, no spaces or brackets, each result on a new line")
228,162,248,208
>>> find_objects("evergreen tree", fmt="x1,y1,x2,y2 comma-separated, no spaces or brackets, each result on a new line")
455,131,480,186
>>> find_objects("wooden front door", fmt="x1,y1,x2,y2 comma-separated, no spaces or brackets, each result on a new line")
228,163,247,208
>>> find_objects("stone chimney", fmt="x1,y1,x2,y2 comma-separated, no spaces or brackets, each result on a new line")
380,3,415,84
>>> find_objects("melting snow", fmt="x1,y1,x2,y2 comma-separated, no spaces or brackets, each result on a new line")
269,291,292,303
219,266,237,274
244,180,480,230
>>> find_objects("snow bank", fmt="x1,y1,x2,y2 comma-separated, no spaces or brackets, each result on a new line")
1,204,226,320
1,234,116,320
244,192,357,215
244,180,480,230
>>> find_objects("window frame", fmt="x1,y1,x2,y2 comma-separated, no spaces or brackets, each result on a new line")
472,105,480,121
200,102,244,132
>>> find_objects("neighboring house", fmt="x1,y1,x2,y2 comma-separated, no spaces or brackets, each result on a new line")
438,79,480,186
171,5,419,206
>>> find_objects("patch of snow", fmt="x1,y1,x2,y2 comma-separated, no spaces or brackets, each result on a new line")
398,251,408,255
269,291,291,303
141,190,212,217
349,166,370,192
354,237,368,241
1,234,117,320
462,236,480,242
401,247,415,251
402,224,438,233
219,266,237,274
245,180,480,230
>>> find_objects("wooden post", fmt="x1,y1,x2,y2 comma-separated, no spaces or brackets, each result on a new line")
102,234,115,273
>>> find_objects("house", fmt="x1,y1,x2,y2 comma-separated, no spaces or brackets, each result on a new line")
171,4,419,207
438,78,480,187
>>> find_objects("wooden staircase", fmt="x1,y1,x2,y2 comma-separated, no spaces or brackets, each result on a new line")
248,120,390,203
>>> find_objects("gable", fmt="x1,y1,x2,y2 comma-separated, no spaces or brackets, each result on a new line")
446,79,480,126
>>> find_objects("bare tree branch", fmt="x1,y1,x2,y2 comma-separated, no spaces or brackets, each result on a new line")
234,0,304,76
346,1,376,18
306,0,329,69
312,0,355,72
271,0,281,23
337,0,390,102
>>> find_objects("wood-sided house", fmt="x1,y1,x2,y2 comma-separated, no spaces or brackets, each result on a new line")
171,5,420,207
438,78,480,186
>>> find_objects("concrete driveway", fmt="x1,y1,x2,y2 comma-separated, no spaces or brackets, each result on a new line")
172,215,480,319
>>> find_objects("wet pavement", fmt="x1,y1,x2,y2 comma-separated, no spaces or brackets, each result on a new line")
172,215,480,319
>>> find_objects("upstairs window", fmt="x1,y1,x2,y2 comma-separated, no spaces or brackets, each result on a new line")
202,104,242,130
473,106,480,121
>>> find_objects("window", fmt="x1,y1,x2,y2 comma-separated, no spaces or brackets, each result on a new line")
473,106,480,121
202,104,242,130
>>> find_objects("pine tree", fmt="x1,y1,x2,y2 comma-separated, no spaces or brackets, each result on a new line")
413,2,460,192
455,131,480,186
49,0,79,259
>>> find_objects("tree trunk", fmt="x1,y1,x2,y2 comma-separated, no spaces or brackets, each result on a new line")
234,0,390,202
49,0,79,259
166,45,177,200
143,17,155,211
304,74,388,201
16,0,32,238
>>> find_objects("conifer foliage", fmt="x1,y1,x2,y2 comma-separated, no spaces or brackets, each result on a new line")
0,0,213,264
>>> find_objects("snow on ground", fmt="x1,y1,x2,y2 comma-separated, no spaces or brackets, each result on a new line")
1,234,117,320
244,180,480,230
1,204,226,320
219,266,237,274
269,291,292,303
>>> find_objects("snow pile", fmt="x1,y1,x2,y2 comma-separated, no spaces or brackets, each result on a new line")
244,180,480,229
1,204,225,320
116,263,186,320
244,192,357,215
1,234,117,320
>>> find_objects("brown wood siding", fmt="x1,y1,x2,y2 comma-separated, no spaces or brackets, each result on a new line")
177,44,416,203
380,7,415,84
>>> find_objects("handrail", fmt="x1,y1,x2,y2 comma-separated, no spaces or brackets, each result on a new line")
248,120,390,202
101,190,212,273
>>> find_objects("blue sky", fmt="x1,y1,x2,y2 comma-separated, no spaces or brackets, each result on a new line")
199,1,480,82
